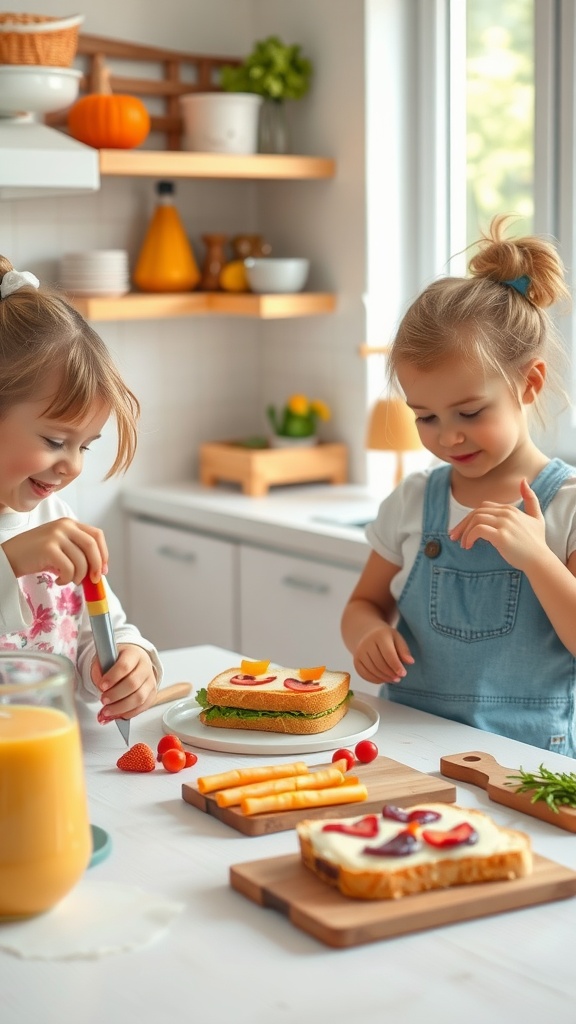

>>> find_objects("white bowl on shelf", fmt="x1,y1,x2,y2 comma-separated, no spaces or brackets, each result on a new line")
244,257,310,294
0,65,82,117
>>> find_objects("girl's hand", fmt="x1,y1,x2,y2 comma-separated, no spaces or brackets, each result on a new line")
2,518,108,585
353,623,415,684
94,644,158,722
449,478,547,571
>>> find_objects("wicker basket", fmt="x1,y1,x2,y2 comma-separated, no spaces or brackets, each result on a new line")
0,13,83,67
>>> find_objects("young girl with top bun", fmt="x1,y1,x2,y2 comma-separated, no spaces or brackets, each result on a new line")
342,215,576,755
0,258,162,725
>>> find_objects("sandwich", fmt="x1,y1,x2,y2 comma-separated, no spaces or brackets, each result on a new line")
297,802,532,900
195,661,351,735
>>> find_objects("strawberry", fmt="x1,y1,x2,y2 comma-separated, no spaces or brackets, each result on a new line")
117,742,156,773
322,815,379,838
422,822,479,848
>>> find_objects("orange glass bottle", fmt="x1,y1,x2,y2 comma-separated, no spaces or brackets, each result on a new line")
133,180,200,292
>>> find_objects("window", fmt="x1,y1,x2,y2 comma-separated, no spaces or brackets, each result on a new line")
366,0,576,464
464,0,535,245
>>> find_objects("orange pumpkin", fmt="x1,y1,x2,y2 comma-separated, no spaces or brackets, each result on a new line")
67,57,150,150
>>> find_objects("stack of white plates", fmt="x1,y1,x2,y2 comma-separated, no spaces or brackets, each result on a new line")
60,250,130,297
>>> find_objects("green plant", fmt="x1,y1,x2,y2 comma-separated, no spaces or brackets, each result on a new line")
506,764,576,812
266,394,330,438
220,35,313,101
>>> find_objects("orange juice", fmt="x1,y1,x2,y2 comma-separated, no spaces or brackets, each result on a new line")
0,704,91,918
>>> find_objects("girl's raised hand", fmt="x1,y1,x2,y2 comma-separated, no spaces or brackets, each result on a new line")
353,623,415,684
449,478,547,571
1,517,108,585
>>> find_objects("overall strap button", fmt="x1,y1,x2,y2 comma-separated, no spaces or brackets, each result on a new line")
424,539,441,558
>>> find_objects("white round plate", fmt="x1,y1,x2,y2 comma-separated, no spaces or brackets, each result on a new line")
162,696,379,755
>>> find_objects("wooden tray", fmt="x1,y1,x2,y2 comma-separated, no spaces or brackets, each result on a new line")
230,852,576,947
440,751,576,833
181,755,457,836
199,441,347,496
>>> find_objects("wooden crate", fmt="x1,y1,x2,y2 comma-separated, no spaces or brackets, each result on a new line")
199,441,348,497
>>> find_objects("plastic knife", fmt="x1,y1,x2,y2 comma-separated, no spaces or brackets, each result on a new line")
82,575,130,746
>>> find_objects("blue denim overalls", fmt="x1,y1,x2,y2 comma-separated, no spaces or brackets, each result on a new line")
382,459,576,755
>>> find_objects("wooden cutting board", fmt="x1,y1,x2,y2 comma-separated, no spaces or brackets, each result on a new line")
440,751,576,833
181,755,457,836
230,852,576,947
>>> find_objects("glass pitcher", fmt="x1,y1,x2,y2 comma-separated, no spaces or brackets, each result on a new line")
0,652,91,919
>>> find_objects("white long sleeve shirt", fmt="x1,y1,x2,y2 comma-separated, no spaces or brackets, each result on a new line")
0,493,162,702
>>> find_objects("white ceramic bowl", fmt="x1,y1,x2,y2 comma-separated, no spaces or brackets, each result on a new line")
0,65,82,117
244,257,310,294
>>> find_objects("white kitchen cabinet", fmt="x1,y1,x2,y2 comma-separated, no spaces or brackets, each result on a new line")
125,514,368,689
238,545,359,677
126,517,238,651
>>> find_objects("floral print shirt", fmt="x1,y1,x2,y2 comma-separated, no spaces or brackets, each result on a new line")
0,494,161,701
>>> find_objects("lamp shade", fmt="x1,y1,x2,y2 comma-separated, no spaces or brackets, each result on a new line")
365,397,421,452
365,397,422,487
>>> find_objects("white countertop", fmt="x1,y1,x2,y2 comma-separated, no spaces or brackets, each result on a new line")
4,644,575,1024
121,482,378,566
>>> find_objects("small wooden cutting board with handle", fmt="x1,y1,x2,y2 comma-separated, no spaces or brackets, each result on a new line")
440,751,576,833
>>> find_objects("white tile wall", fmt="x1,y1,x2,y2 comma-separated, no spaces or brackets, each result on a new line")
0,0,369,603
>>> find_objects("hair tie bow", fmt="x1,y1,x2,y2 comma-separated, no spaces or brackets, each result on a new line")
502,274,530,296
0,269,40,299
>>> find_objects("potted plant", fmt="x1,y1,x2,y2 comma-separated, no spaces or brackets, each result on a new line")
266,393,331,447
220,35,313,154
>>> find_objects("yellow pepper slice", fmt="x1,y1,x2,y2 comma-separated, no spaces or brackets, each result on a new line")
240,659,271,676
298,665,326,681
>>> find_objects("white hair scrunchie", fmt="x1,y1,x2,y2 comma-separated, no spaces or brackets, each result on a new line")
0,269,40,299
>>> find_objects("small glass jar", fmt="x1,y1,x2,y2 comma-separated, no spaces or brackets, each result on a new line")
258,99,289,155
231,234,272,260
200,233,230,291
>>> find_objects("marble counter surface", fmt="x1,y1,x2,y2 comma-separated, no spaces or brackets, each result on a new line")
121,481,381,567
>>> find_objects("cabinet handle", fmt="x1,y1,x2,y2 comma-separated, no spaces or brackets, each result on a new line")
282,575,330,595
157,545,197,564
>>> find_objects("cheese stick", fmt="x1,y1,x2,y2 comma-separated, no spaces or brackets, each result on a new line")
197,760,309,795
241,783,368,816
215,765,346,807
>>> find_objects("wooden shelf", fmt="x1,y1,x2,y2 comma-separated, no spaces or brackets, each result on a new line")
68,292,336,322
98,150,335,180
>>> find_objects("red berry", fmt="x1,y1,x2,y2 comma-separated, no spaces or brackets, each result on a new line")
157,733,184,761
422,822,478,848
332,748,355,771
184,751,198,768
117,742,156,773
162,748,187,773
354,739,379,763
323,814,379,838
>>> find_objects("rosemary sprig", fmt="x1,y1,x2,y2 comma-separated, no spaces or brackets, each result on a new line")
506,764,576,813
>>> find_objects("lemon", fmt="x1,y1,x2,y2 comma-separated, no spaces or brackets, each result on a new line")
219,260,249,292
